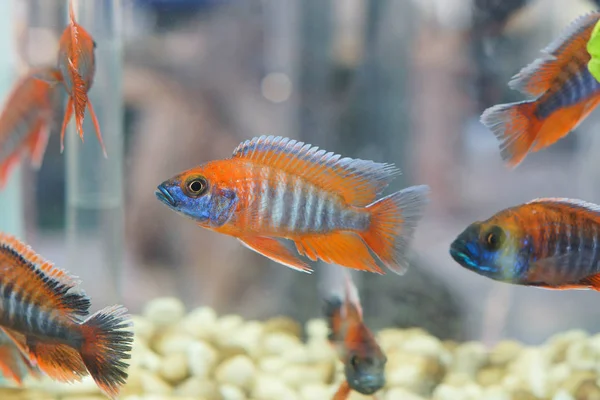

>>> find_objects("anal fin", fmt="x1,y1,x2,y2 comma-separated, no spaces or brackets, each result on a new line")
26,337,87,383
295,232,383,274
26,120,51,169
333,380,351,400
238,236,313,273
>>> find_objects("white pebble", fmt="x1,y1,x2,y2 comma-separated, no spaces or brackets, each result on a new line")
385,387,426,400
299,384,333,400
553,389,575,400
154,332,195,356
565,341,597,371
251,374,299,400
159,353,189,384
187,340,219,378
305,319,329,341
219,384,246,400
180,306,218,340
139,371,172,395
143,297,186,327
174,377,220,400
215,355,256,390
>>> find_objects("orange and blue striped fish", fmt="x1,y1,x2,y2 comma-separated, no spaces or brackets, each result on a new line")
155,135,430,274
450,198,600,290
324,272,386,399
0,329,40,385
0,68,62,188
0,233,133,399
57,0,106,157
481,11,600,168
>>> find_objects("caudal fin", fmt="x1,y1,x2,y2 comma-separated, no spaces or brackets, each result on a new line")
79,305,133,400
360,185,430,275
480,100,541,168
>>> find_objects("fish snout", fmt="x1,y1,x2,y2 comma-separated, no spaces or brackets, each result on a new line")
352,374,385,395
155,184,176,207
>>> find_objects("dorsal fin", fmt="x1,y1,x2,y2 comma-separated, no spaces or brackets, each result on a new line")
231,136,400,206
508,11,600,97
527,197,600,213
0,233,90,317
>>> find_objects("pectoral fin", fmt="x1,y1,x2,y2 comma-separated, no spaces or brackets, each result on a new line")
238,236,312,273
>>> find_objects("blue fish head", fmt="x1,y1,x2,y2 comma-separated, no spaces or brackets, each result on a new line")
449,222,517,281
345,350,387,395
155,172,237,228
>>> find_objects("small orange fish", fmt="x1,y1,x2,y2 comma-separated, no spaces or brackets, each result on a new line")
57,0,106,157
450,198,600,290
0,233,133,399
0,68,62,188
481,12,600,168
155,135,430,274
324,272,386,399
0,330,40,385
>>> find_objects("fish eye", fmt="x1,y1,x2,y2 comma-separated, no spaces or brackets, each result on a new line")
350,355,360,368
93,40,97,49
483,225,504,251
185,177,208,197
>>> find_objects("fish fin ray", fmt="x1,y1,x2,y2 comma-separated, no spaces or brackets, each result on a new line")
27,338,87,383
359,185,430,274
238,236,313,273
343,272,363,319
0,344,28,385
0,154,20,189
231,135,400,206
86,101,107,157
295,232,383,274
526,198,600,215
333,381,352,400
480,101,540,167
68,60,87,141
509,11,600,96
26,121,50,169
60,97,74,153
580,273,600,290
79,305,133,400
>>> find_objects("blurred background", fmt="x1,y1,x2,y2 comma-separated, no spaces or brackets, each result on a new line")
2,0,600,347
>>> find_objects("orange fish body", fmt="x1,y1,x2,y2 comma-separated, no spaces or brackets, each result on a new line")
450,198,600,290
0,233,133,399
57,0,106,156
0,68,62,188
324,273,386,398
155,135,430,274
481,12,600,168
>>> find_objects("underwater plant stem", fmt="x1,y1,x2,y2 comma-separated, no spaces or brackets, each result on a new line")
66,0,124,303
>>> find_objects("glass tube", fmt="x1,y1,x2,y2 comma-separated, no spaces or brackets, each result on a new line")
0,1,23,238
65,0,124,304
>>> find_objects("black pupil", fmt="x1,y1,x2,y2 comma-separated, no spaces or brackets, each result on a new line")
489,234,496,245
190,180,203,192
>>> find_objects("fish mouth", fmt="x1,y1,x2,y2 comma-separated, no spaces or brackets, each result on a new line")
449,240,476,269
351,376,385,394
155,184,176,207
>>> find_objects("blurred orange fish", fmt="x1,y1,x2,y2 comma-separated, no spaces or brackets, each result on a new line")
324,272,386,399
0,233,133,399
481,12,600,168
57,0,106,157
0,68,62,188
156,135,430,274
0,330,40,385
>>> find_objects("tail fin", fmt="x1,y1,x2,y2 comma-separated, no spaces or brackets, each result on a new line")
79,305,133,400
360,185,430,275
480,101,541,168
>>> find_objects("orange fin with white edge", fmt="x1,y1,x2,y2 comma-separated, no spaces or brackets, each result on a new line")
480,100,541,167
580,273,600,290
508,12,600,97
79,305,133,400
359,185,429,275
231,135,400,206
87,101,107,157
26,338,87,383
0,154,20,189
295,232,383,274
26,121,51,169
238,236,313,273
60,97,74,153
342,271,363,320
0,345,27,385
